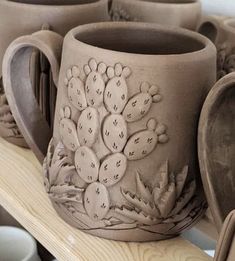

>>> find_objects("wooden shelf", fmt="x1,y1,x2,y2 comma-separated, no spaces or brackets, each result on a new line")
0,138,212,261
196,209,219,242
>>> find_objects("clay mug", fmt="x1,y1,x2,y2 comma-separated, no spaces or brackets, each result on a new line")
110,0,201,30
3,22,216,241
198,16,235,79
0,0,109,147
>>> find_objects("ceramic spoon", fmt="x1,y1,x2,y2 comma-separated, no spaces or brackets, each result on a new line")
198,72,235,231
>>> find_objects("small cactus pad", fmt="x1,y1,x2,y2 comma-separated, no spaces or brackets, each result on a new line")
104,63,131,114
75,146,100,183
77,107,99,147
103,114,128,153
104,78,128,114
99,153,127,187
84,59,107,108
123,82,162,123
84,182,110,220
67,77,87,111
65,66,87,111
92,105,110,160
124,119,168,160
59,107,79,151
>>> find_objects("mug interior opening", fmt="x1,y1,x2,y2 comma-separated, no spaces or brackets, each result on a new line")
7,0,97,5
75,26,205,55
139,0,197,4
198,22,218,43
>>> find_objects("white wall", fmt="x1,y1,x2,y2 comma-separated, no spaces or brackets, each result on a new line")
201,0,235,17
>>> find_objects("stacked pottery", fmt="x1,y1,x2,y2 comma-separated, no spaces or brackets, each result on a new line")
3,22,216,241
0,0,109,147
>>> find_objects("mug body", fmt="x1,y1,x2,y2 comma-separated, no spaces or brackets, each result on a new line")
44,22,216,241
111,0,201,30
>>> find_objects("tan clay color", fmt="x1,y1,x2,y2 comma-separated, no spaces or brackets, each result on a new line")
0,0,109,147
197,15,228,46
110,0,201,30
3,22,216,241
198,16,235,79
198,72,235,232
214,210,235,261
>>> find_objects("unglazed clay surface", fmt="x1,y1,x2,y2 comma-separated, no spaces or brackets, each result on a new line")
198,16,235,79
0,0,109,147
3,23,216,241
214,210,235,261
110,0,201,30
198,73,235,231
0,90,27,147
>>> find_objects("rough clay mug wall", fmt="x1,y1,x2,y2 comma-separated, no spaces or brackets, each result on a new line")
198,73,235,231
110,0,201,30
0,0,109,147
3,22,216,241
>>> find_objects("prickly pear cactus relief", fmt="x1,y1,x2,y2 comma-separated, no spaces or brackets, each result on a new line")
43,58,206,241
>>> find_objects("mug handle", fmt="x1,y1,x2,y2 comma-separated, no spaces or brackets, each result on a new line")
2,30,63,163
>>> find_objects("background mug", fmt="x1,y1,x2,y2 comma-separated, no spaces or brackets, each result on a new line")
110,0,201,30
0,0,109,147
198,16,235,79
3,22,216,241
0,226,41,261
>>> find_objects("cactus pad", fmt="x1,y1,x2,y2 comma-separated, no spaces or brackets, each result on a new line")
84,182,110,220
75,146,100,183
123,82,162,122
65,66,87,111
77,107,99,147
92,106,111,160
99,153,127,187
103,114,128,153
84,58,107,108
59,106,80,151
104,63,131,114
124,118,168,160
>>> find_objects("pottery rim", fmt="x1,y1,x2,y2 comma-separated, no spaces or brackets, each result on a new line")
113,0,200,7
66,21,215,63
1,0,107,8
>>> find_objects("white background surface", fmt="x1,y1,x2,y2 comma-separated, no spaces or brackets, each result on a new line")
201,0,235,16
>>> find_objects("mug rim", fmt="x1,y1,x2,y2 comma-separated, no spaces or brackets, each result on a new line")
115,0,200,7
1,0,107,8
67,22,215,61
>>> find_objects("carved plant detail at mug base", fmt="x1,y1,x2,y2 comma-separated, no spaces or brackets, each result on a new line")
43,58,206,239
115,162,204,234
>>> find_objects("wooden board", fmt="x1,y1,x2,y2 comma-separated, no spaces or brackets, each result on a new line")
196,209,219,242
0,138,212,261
